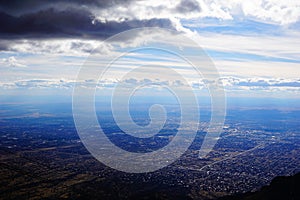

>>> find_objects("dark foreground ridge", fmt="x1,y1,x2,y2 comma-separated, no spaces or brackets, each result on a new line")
219,172,300,200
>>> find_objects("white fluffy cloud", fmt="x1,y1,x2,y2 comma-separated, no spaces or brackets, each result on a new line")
1,39,112,56
239,0,300,25
220,77,300,87
93,0,300,26
0,56,27,68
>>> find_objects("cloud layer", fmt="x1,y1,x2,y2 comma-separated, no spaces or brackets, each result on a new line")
2,76,300,91
1,0,299,99
1,0,299,40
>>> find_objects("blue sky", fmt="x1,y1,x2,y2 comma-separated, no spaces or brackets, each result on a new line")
0,0,300,101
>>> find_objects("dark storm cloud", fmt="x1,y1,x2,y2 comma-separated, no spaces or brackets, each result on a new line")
0,0,132,15
0,0,174,40
0,9,174,40
175,0,201,13
0,40,9,50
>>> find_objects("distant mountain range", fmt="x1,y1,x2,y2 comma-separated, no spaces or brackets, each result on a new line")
219,172,300,200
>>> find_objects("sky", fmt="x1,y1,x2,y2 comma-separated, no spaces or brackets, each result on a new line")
0,0,300,103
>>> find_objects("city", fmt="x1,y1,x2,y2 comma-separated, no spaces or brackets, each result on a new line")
0,102,299,199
